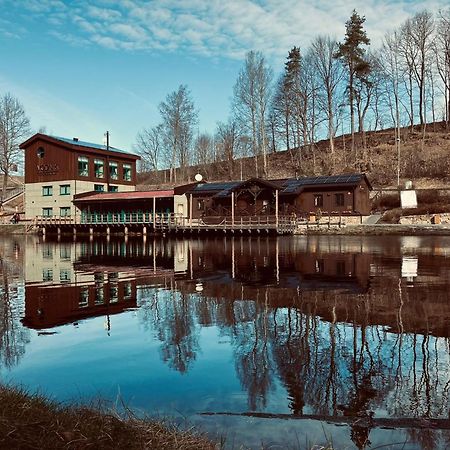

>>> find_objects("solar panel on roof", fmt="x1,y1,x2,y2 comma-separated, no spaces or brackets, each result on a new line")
52,136,135,156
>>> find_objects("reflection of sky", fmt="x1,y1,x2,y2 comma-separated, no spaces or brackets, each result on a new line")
2,235,450,448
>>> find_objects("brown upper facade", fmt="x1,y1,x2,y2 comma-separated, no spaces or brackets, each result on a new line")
21,134,140,185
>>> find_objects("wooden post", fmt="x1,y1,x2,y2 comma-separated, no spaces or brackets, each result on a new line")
231,191,235,228
107,227,110,236
189,194,193,228
275,189,279,231
143,226,147,236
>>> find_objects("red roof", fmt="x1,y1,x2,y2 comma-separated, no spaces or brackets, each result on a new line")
73,190,174,203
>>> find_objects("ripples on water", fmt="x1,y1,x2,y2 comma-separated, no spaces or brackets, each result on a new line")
0,235,450,449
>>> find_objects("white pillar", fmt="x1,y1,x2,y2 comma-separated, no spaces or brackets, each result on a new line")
231,191,235,227
275,189,279,230
189,194,193,227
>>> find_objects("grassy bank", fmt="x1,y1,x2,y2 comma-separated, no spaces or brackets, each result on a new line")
0,385,215,449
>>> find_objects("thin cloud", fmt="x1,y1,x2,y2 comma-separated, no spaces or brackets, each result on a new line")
3,0,449,60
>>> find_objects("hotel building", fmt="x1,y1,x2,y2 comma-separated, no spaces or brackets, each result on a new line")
20,134,139,219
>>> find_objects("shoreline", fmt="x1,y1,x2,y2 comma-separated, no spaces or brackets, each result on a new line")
2,222,450,236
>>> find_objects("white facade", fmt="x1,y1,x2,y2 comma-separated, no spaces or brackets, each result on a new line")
25,180,135,219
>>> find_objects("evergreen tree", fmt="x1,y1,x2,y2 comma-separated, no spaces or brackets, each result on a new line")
334,10,371,165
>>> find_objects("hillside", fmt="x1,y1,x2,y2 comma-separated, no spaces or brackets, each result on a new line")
138,121,450,189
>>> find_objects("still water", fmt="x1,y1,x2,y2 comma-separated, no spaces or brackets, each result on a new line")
1,234,450,449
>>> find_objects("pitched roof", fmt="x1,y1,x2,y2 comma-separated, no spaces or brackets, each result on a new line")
278,173,371,194
20,133,140,159
73,190,173,203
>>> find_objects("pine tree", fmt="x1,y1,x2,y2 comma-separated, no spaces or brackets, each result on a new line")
334,10,371,166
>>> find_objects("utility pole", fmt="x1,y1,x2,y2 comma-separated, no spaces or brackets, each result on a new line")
105,131,110,192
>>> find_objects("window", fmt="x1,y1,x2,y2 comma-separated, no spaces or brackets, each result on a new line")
315,259,324,274
79,288,89,308
94,159,104,178
60,207,71,217
94,184,104,192
78,156,89,176
123,163,131,181
60,184,70,195
37,147,45,158
42,207,53,217
335,193,345,207
197,199,204,210
108,185,118,192
42,186,53,196
109,161,118,180
60,269,71,283
314,194,323,207
336,261,346,276
42,269,53,282
60,245,71,260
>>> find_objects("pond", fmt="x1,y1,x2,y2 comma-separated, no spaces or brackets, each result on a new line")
0,234,450,449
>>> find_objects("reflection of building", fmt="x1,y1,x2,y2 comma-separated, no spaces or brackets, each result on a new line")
22,238,178,330
21,134,139,219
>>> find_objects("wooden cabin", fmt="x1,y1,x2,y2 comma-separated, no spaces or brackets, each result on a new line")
178,173,372,222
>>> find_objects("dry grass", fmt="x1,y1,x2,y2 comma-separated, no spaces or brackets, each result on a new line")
0,385,216,450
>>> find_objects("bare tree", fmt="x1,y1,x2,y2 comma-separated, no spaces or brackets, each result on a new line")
408,11,434,125
135,124,163,173
215,120,240,179
435,9,450,125
233,51,273,178
310,36,345,172
0,93,30,201
381,30,404,184
159,85,198,183
194,132,214,178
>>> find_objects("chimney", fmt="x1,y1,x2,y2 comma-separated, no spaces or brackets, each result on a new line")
73,137,79,142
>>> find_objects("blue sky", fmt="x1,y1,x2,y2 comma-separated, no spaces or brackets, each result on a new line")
0,0,447,152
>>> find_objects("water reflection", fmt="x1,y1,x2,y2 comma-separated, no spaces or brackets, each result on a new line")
1,235,450,448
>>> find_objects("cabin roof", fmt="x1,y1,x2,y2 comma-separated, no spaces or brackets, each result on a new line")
20,133,140,159
278,173,372,194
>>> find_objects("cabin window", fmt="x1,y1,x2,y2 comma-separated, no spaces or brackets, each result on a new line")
60,246,71,260
94,184,104,192
197,199,205,210
123,163,131,181
108,185,118,192
60,207,71,217
335,193,345,206
42,207,53,217
314,194,323,207
60,184,70,195
94,159,104,178
78,156,89,176
336,261,346,276
109,161,118,180
42,186,53,196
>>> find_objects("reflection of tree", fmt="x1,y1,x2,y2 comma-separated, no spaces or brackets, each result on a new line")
232,296,273,410
0,248,30,370
139,288,200,374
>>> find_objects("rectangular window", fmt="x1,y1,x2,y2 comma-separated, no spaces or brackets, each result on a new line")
109,161,118,180
315,259,324,274
108,185,118,192
335,193,345,207
94,184,104,192
123,163,131,181
78,156,89,176
42,269,53,282
42,186,53,196
94,159,104,178
60,269,71,283
197,199,204,211
42,207,53,217
60,184,70,195
314,195,323,207
79,288,89,308
60,207,71,217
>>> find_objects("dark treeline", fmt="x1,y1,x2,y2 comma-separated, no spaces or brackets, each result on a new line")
136,9,450,185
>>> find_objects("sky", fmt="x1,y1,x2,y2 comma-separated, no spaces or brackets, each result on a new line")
0,0,448,152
